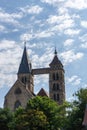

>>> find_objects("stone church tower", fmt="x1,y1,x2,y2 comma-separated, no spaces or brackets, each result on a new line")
4,44,34,111
4,44,65,111
18,44,34,93
49,49,65,104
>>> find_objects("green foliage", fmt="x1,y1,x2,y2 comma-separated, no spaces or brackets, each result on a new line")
65,88,87,130
0,108,13,130
15,109,49,130
26,96,68,130
0,96,69,130
2,88,87,130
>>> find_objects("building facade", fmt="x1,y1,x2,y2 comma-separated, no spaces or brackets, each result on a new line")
4,44,65,111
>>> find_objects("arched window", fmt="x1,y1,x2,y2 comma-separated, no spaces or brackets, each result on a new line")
56,84,60,90
57,94,59,101
53,73,55,80
53,83,56,90
56,73,59,80
14,100,21,110
22,76,27,84
15,88,22,94
53,94,56,101
29,63,32,71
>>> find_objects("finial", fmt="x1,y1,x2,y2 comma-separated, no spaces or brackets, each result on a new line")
24,41,26,48
54,47,57,55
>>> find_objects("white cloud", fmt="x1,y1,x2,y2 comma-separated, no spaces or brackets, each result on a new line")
41,0,58,5
65,0,87,10
47,15,61,24
41,0,65,5
47,14,74,25
12,29,19,32
34,74,49,94
66,75,81,86
51,23,73,33
81,42,87,48
0,25,6,32
60,50,84,64
20,33,33,41
47,13,75,34
35,30,54,38
32,46,53,68
0,39,24,89
72,14,80,19
10,12,23,19
79,34,87,42
20,29,54,41
20,5,43,14
0,9,23,25
58,7,68,15
81,21,87,28
0,39,22,73
64,29,80,36
41,0,87,10
34,75,48,86
0,73,16,89
64,39,74,46
0,39,17,50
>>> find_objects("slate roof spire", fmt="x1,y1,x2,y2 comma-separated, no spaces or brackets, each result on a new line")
18,42,32,74
49,48,63,68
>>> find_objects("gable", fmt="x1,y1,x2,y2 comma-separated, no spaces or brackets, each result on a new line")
4,79,35,111
5,79,34,99
37,88,49,97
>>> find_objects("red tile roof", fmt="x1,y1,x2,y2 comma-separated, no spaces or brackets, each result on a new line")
37,88,49,97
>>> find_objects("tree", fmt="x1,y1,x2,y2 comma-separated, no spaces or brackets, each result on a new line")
0,108,13,130
65,88,87,130
26,96,68,130
15,109,49,130
0,97,69,130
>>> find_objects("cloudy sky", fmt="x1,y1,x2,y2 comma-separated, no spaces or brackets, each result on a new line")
0,0,87,107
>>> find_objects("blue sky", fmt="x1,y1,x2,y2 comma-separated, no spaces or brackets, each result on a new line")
0,0,87,108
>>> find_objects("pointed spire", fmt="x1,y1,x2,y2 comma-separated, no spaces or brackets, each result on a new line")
49,48,63,68
54,47,57,55
18,42,31,74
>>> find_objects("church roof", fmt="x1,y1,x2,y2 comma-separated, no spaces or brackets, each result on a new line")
49,49,63,67
18,43,31,74
37,88,49,97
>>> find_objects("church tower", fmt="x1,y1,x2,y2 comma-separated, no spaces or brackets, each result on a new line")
18,43,34,93
4,43,34,111
49,49,65,104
